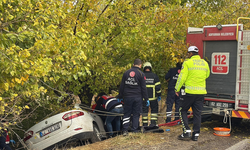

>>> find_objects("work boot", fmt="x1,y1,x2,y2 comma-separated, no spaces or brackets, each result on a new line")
150,120,157,127
123,131,128,136
178,132,191,140
192,133,199,141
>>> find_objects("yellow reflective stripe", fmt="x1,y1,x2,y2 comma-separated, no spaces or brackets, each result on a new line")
185,86,205,90
146,85,155,87
156,90,161,93
151,113,158,117
146,85,155,99
155,82,160,85
149,97,157,100
142,121,148,123
151,118,158,120
188,67,208,71
142,117,148,119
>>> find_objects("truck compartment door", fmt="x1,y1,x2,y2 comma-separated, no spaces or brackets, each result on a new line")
236,30,250,112
204,41,237,98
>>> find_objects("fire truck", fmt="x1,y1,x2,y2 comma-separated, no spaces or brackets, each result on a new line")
186,17,250,121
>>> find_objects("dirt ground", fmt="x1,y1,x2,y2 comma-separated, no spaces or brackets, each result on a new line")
69,100,250,150
71,119,250,150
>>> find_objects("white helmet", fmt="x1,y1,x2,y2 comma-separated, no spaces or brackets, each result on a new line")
143,62,152,70
188,46,199,52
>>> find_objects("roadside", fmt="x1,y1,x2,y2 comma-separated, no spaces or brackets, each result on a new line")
65,96,250,150
70,119,250,150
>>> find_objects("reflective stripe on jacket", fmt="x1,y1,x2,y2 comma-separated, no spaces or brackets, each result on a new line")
144,71,161,101
95,95,122,111
175,55,210,94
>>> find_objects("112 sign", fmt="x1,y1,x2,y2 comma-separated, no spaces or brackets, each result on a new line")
211,52,230,74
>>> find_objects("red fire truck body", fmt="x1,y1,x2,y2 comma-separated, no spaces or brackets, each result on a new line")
186,23,250,119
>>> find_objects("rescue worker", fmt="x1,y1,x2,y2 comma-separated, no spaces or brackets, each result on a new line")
95,93,123,138
165,62,182,123
175,46,210,141
0,120,12,150
118,59,148,136
142,62,161,127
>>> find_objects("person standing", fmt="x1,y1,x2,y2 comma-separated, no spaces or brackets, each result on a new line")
118,59,148,136
142,62,161,127
94,93,123,138
165,62,182,123
175,46,210,141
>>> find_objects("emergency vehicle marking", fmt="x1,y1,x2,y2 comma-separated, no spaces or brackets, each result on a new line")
129,71,135,77
211,52,230,74
208,32,234,36
146,78,154,83
193,59,205,66
232,110,250,119
125,77,138,85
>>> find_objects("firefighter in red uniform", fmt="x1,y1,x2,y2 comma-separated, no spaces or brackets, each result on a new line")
118,59,148,136
142,62,161,127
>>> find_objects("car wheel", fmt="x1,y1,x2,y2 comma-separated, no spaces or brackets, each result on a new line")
91,124,102,143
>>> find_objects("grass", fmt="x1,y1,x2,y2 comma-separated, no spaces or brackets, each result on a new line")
70,125,183,150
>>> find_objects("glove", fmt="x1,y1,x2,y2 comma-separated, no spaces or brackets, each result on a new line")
10,140,15,144
157,96,161,102
146,100,150,107
117,99,123,102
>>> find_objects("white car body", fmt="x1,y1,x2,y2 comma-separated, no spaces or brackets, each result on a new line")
23,108,106,150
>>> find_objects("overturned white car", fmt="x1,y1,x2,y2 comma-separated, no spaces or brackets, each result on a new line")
23,108,107,150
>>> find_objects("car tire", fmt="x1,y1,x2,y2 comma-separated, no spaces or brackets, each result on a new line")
91,124,102,143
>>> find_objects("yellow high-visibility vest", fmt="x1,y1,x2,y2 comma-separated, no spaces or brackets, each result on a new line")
175,55,210,94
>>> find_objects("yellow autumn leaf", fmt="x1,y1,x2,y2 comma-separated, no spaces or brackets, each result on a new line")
203,127,209,131
8,4,12,8
0,97,2,101
0,106,5,112
4,83,9,91
24,50,31,57
25,105,30,109
15,78,21,83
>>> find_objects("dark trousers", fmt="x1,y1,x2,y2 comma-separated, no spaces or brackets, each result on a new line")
142,100,158,126
166,89,180,122
179,94,204,134
122,97,142,132
0,137,11,150
106,107,123,136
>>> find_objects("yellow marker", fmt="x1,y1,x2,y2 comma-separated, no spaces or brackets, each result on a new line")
247,45,250,50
